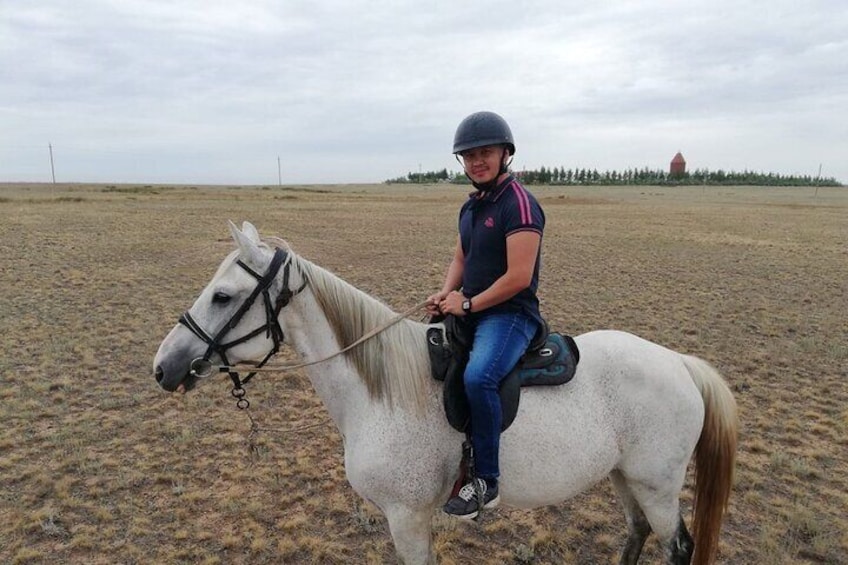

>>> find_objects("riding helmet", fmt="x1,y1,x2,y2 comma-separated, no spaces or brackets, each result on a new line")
452,111,515,155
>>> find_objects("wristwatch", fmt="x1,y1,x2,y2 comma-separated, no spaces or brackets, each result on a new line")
461,298,472,313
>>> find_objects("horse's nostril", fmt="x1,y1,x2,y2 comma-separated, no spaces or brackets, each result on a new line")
155,366,164,383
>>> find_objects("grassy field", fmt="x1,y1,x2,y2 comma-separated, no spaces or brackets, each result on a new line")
1,182,846,564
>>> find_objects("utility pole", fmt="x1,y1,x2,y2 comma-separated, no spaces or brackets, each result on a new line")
277,156,282,186
49,143,56,183
814,163,822,197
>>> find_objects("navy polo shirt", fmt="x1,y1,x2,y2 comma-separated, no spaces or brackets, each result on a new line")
459,175,545,326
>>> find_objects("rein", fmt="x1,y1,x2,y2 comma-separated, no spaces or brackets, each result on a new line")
234,298,429,447
189,299,430,379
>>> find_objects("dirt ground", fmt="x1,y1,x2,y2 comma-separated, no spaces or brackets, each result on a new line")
1,182,846,564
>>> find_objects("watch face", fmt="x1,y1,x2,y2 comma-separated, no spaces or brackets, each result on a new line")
462,300,471,312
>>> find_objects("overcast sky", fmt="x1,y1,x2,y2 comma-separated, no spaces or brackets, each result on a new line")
2,1,847,185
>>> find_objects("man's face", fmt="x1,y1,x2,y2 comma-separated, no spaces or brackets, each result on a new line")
460,144,505,184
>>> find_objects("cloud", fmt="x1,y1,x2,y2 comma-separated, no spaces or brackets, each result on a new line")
2,0,846,183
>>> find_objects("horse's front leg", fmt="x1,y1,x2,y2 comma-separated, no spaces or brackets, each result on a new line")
384,504,436,565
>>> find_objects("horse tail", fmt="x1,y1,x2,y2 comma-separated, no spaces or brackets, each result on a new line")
681,355,738,565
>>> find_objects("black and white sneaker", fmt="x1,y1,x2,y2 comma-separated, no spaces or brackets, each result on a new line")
443,478,500,519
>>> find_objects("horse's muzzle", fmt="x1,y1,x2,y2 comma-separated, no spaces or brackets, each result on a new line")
154,363,198,393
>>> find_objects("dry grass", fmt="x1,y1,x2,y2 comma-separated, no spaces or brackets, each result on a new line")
1,182,846,564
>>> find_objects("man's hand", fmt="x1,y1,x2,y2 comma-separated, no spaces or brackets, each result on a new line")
439,290,468,316
426,291,447,316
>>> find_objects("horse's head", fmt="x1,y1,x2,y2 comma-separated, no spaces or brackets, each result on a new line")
153,221,301,393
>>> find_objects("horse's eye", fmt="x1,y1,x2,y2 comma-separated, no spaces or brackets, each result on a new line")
212,292,231,305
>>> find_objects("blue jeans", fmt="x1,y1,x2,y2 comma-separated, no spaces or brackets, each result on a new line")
464,311,538,479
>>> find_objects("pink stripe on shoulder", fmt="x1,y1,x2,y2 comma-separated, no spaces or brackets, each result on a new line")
511,182,532,224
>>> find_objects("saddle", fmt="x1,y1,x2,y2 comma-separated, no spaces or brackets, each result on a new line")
427,315,580,433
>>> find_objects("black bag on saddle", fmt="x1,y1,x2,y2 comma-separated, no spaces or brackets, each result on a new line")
427,315,580,433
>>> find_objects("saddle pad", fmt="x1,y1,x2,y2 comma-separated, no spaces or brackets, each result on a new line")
517,333,580,387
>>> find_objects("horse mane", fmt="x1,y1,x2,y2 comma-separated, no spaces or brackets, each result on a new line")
263,237,432,413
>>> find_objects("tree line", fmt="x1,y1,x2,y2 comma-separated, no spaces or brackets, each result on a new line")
386,167,842,187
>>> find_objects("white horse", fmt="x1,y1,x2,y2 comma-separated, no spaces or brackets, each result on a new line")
153,221,738,565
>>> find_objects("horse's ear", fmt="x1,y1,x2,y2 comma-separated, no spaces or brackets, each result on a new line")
228,220,243,243
241,221,261,243
228,220,264,267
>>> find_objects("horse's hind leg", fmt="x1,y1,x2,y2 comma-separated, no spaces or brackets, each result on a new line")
625,478,694,565
610,470,652,565
384,505,436,565
667,516,694,565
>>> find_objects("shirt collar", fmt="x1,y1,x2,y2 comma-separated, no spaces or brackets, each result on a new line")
467,175,514,202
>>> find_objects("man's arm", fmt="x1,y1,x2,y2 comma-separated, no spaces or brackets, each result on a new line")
441,231,540,315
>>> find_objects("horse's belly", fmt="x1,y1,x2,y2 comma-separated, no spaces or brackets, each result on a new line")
497,386,620,508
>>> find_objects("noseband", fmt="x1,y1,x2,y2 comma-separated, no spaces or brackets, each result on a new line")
178,248,306,403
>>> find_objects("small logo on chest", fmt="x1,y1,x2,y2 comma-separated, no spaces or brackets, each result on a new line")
484,217,495,228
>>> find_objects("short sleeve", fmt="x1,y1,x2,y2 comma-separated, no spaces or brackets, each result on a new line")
501,183,544,237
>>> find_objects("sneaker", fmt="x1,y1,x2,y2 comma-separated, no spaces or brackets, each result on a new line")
443,478,500,519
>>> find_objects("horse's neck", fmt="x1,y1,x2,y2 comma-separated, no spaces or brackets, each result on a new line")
280,291,371,433
277,256,433,431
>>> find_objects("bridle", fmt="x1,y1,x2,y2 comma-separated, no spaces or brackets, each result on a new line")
176,246,430,411
178,248,306,406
